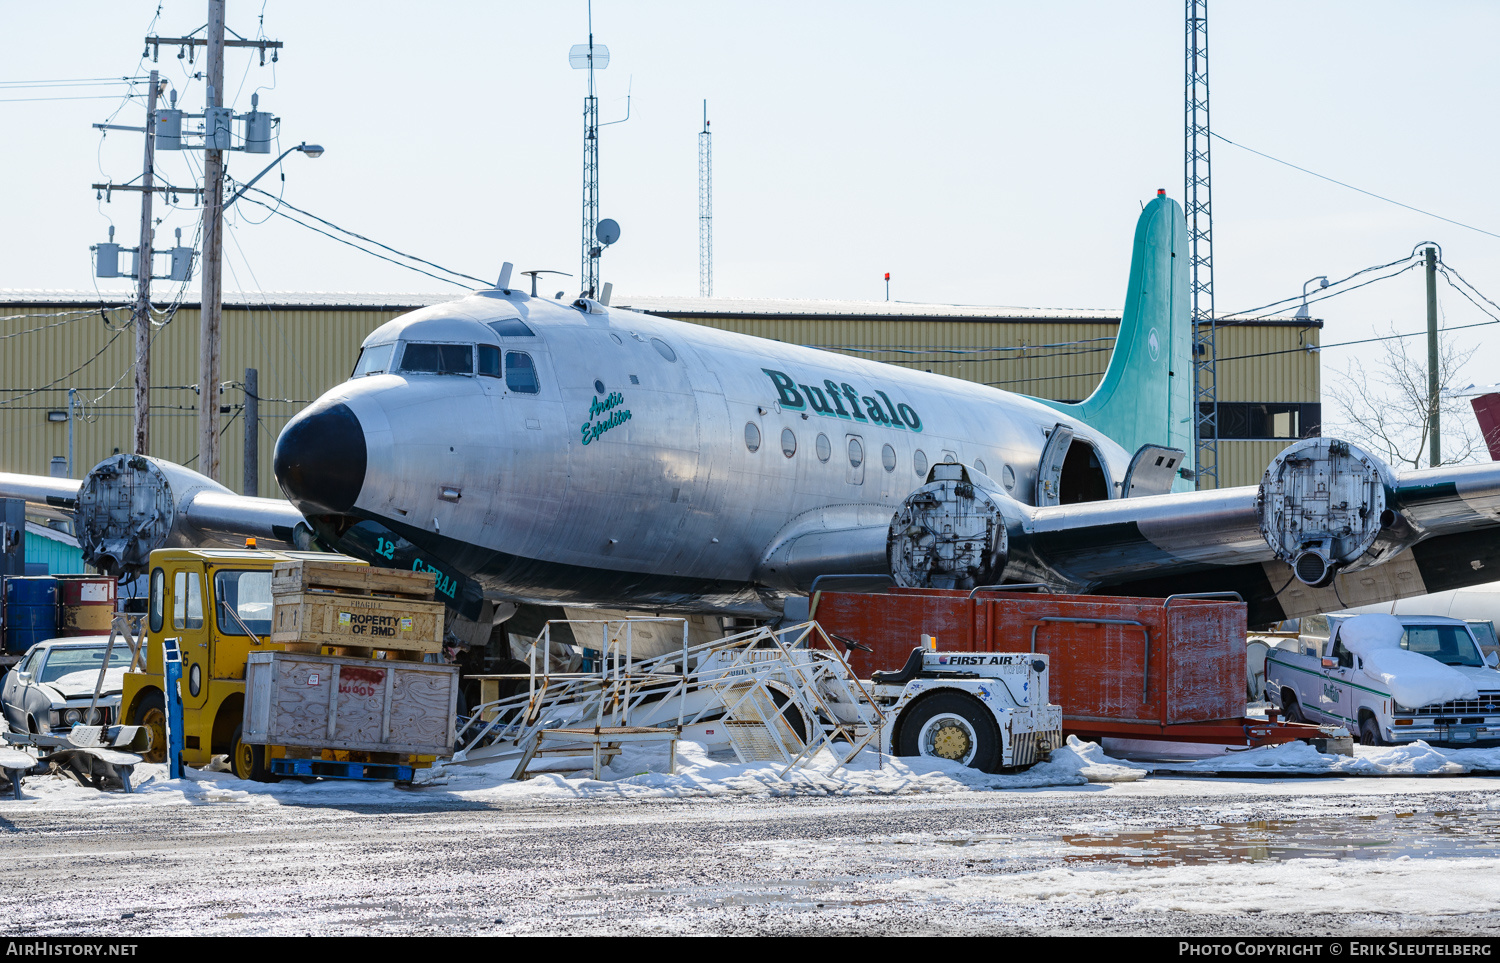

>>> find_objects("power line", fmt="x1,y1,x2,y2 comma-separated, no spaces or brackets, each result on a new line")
235,190,488,289
0,327,126,407
1220,252,1426,321
0,94,144,103
802,336,1117,356
1213,132,1500,243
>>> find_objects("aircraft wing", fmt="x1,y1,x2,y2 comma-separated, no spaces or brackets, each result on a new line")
0,472,83,523
0,456,307,573
1010,455,1500,626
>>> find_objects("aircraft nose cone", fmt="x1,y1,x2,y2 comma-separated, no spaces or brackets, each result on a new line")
274,401,367,515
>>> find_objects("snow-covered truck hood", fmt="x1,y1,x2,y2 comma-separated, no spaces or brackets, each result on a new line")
39,667,126,703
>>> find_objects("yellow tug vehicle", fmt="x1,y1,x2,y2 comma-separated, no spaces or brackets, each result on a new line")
122,547,457,783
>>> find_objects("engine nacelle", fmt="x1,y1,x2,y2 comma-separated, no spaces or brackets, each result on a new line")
1256,438,1397,587
74,454,305,575
889,463,1013,590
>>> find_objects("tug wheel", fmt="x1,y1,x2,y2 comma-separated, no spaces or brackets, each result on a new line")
230,726,277,782
897,692,1002,773
132,691,167,765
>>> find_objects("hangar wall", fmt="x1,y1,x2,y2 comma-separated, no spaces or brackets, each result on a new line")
0,293,1319,495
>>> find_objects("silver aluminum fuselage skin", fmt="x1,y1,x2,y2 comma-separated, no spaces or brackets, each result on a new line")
297,291,1133,618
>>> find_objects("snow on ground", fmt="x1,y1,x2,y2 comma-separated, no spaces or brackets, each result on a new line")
5,734,1500,811
873,857,1500,917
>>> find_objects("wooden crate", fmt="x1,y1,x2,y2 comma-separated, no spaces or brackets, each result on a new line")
271,592,445,653
243,651,458,755
271,559,436,601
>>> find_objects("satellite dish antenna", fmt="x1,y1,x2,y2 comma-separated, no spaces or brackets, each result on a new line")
596,219,621,246
569,44,609,69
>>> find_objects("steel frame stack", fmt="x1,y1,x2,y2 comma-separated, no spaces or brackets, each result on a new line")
581,89,600,299
1186,0,1218,489
698,103,712,298
454,621,884,778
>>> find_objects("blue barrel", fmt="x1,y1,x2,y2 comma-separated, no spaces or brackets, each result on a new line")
4,577,57,655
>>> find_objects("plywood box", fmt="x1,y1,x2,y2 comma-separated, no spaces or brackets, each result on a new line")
243,651,458,754
271,592,445,652
271,559,435,600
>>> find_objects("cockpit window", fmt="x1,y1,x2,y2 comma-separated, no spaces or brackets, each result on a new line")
478,344,502,378
505,351,540,393
488,318,535,338
399,343,473,375
353,343,396,377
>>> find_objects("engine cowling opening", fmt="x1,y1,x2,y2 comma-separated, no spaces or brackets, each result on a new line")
889,463,1012,590
1256,438,1395,587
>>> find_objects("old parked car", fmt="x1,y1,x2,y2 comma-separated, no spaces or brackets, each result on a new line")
1,637,132,734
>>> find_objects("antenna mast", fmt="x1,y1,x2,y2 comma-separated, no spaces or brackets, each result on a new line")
698,101,712,298
581,6,601,298
1186,0,1218,489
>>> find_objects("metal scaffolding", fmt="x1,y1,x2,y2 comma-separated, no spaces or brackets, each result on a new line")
1186,0,1218,489
698,102,713,298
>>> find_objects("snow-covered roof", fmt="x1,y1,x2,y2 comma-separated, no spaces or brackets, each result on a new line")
613,296,1120,321
25,521,79,547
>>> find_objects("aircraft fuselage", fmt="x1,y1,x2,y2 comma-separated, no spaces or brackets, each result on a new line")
274,291,1130,618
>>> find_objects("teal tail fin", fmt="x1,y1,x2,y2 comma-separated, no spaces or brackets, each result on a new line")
1038,193,1194,490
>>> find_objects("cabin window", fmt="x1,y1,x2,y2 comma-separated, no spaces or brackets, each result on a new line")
974,459,987,476
815,434,831,463
172,570,204,631
882,444,896,472
914,449,929,478
848,437,864,468
488,318,535,338
505,352,540,393
651,338,677,363
353,342,396,377
781,428,797,458
148,567,165,633
214,570,274,637
478,345,502,378
400,343,473,375
745,423,761,452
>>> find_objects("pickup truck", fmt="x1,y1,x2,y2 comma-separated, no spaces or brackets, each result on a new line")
1266,614,1500,747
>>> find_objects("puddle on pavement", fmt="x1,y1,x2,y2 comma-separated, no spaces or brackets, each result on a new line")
1060,810,1500,866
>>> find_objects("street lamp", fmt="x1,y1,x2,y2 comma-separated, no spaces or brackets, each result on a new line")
1295,275,1329,320
224,141,325,211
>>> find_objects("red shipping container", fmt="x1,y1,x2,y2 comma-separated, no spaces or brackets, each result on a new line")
813,588,1247,730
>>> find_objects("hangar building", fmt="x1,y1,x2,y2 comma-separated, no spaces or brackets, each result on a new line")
0,291,1319,495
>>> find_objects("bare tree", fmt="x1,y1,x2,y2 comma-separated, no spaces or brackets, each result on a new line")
1326,327,1482,470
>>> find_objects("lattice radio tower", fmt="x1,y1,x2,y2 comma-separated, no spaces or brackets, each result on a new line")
571,3,628,299
572,17,605,299
1186,0,1218,489
698,101,713,297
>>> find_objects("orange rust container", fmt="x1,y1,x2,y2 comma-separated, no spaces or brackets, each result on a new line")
56,575,117,637
814,588,1247,728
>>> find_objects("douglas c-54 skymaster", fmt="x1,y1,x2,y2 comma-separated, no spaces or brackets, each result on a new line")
5,192,1500,630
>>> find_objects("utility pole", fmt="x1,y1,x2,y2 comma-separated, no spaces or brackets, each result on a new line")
1426,245,1440,467
133,69,160,457
199,0,227,482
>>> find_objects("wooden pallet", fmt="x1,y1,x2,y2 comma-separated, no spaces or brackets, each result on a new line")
271,559,436,602
271,559,442,659
271,592,444,655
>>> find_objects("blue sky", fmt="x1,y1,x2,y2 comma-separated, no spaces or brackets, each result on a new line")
3,1,1499,434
